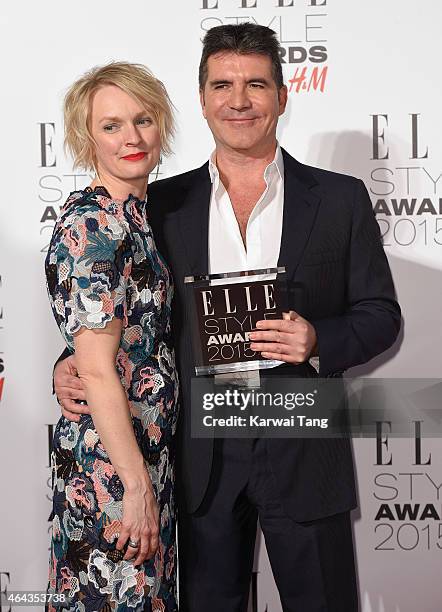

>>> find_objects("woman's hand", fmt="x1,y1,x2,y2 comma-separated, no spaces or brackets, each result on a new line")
116,477,160,566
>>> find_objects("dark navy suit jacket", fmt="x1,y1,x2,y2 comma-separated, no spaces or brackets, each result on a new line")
147,149,401,520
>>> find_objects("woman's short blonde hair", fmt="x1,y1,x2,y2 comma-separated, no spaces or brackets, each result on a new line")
63,61,175,171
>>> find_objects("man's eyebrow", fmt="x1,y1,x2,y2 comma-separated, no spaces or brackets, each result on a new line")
208,79,232,87
246,78,270,85
208,78,271,87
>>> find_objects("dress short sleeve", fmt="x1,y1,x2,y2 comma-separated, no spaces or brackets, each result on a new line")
46,205,133,339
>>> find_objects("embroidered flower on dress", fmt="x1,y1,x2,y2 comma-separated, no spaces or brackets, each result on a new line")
60,565,80,598
62,509,84,541
87,550,143,607
58,422,80,451
148,423,162,445
65,223,87,257
65,474,97,518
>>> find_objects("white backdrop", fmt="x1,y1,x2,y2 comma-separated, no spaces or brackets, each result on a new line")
0,1,441,610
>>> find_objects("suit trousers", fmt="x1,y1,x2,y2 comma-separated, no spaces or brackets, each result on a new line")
178,438,358,612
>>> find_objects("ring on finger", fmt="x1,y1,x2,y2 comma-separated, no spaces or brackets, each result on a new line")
128,538,140,548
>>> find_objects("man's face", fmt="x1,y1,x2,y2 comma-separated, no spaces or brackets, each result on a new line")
200,52,287,156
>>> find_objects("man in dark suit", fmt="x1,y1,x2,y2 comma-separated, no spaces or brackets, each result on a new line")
55,23,400,612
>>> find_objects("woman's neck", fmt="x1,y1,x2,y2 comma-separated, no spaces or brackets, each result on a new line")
90,171,147,201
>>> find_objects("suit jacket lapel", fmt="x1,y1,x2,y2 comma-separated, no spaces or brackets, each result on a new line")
278,149,321,281
177,163,211,276
177,152,321,279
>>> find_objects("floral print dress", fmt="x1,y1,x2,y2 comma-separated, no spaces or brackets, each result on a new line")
45,186,179,611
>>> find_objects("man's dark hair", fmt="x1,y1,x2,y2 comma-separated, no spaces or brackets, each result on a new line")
199,23,284,90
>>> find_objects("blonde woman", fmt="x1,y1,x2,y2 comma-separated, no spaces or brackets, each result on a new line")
45,62,178,610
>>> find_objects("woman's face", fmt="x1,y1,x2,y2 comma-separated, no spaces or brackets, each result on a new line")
89,84,161,187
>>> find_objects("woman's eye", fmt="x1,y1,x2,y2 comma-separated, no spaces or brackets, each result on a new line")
137,117,152,126
103,124,119,132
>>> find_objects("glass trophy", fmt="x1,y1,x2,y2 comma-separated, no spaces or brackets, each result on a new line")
184,267,288,376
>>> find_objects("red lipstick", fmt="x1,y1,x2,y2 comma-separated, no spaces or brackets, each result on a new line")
122,152,147,161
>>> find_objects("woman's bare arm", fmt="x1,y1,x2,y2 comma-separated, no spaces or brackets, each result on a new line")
73,317,159,565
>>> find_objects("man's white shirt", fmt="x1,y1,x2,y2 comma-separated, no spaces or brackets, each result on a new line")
207,145,285,384
207,144,320,377
208,145,284,274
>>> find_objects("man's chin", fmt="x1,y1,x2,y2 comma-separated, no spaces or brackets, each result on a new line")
222,137,262,153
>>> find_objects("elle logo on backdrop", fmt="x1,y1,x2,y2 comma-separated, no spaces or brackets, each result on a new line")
200,0,328,94
37,122,92,255
370,112,442,248
373,421,442,552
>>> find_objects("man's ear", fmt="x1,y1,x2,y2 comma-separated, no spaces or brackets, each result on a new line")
278,85,288,116
199,89,207,119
